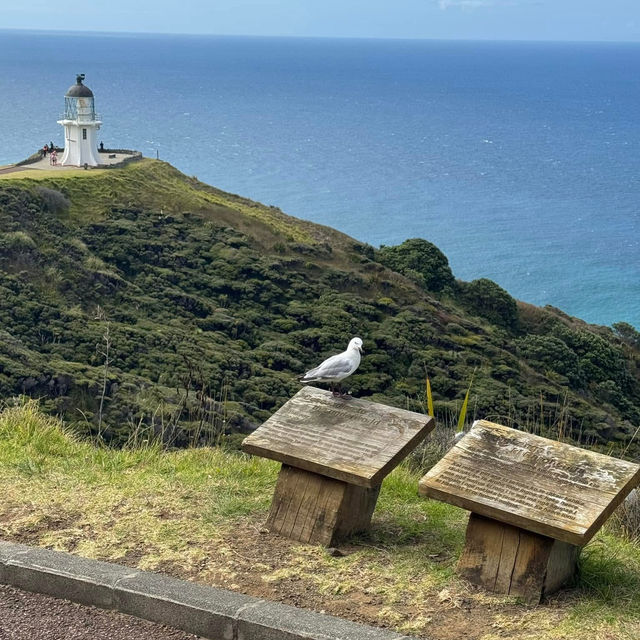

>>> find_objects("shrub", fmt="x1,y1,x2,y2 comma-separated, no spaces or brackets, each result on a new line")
557,327,629,387
459,278,519,330
0,231,37,251
376,238,455,292
36,187,70,213
516,334,581,385
613,322,640,349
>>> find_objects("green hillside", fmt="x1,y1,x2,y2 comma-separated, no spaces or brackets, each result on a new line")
0,158,639,454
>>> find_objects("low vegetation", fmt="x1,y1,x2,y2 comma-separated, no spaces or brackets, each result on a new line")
0,401,638,639
0,159,638,457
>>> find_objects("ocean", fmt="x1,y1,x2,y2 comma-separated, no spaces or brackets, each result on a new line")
0,31,638,328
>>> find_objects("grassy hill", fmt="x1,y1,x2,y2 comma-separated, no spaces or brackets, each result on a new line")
0,401,638,639
0,158,639,455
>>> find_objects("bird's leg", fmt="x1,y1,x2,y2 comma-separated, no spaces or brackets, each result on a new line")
332,382,341,397
334,383,352,397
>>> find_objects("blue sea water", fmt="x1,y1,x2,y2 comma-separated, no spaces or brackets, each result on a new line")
0,31,638,328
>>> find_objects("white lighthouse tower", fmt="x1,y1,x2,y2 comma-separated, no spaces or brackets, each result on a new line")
57,74,102,167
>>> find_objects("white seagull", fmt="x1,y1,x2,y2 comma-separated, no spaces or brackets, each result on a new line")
299,337,364,396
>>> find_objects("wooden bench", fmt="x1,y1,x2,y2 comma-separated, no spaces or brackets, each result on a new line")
243,386,435,546
419,420,640,604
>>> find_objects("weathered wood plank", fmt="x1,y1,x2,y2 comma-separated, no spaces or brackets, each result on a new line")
509,528,552,602
544,539,579,596
458,514,579,604
295,473,323,542
420,420,640,545
457,512,505,590
243,386,435,487
494,523,521,594
266,464,300,535
335,484,381,540
309,478,343,544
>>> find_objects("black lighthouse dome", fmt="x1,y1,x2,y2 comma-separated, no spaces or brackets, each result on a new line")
65,74,94,98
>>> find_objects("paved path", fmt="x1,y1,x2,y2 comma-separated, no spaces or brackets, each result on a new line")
0,151,137,175
0,166,27,175
0,584,203,640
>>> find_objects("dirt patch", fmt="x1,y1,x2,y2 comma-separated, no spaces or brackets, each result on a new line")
2,512,80,546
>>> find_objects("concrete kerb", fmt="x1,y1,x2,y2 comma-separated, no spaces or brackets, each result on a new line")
0,541,417,640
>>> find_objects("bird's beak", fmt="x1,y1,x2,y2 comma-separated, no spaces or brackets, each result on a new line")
359,346,364,353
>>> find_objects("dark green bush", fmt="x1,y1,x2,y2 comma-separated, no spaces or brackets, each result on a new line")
459,278,519,330
516,334,581,385
376,238,455,292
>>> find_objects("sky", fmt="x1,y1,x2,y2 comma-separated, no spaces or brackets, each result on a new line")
1,0,639,42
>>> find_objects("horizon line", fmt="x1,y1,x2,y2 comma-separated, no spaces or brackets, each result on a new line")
1,27,639,45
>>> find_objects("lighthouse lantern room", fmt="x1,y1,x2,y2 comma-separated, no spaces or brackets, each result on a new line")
57,74,102,167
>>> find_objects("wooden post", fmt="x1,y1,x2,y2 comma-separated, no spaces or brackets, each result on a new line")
266,465,381,545
458,513,579,604
243,386,435,545
419,420,640,602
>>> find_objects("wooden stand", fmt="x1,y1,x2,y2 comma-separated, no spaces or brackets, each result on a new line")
266,465,381,545
243,386,434,546
419,420,640,602
458,513,580,604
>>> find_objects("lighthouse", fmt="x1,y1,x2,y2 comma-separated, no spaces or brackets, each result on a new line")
57,74,102,167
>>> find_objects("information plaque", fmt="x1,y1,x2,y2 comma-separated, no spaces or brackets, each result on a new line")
419,420,640,603
243,386,434,488
420,420,640,545
243,386,435,545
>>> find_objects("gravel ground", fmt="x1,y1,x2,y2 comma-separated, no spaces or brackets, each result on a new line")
0,584,204,640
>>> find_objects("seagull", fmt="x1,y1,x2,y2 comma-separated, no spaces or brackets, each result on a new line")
299,337,364,396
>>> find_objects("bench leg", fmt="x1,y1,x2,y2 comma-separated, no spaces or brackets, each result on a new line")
457,513,580,604
266,464,381,546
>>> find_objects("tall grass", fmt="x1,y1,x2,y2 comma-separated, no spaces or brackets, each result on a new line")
0,397,277,527
0,398,79,458
425,376,434,418
610,490,640,542
409,372,477,473
456,369,475,434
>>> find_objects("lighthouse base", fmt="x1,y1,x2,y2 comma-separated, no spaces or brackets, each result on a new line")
57,120,102,167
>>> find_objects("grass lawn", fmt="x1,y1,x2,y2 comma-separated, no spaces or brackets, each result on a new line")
0,168,108,180
0,401,638,639
0,159,315,243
